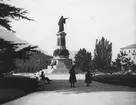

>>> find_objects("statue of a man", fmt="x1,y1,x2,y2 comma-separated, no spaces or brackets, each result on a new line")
58,16,68,32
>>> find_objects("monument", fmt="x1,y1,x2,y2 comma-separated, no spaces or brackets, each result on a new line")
51,16,72,74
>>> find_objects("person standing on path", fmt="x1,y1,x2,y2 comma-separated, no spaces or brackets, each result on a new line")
85,70,92,87
69,65,77,88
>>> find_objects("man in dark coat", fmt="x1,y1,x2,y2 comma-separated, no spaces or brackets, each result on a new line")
69,65,77,88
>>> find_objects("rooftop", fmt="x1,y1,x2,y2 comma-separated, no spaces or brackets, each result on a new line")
121,44,136,49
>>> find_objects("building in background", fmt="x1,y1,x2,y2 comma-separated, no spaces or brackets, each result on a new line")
15,52,52,73
121,44,136,64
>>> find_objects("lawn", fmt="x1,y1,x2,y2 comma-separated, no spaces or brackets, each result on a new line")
0,89,25,104
0,75,40,104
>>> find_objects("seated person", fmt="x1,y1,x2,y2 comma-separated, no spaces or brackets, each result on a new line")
40,71,51,84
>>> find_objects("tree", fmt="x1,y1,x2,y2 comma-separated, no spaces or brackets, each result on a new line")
74,48,92,71
115,51,134,71
0,0,33,32
0,38,17,73
131,64,136,72
106,61,119,75
0,38,38,75
93,37,112,72
15,45,38,61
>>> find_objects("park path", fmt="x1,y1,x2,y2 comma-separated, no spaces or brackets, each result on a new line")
2,74,136,105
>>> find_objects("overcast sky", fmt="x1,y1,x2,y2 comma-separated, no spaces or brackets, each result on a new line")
9,0,136,60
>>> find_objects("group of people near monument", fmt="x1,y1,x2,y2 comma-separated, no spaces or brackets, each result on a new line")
69,65,92,88
39,65,92,88
39,64,92,88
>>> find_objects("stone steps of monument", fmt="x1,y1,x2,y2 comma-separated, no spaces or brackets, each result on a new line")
57,62,72,66
51,68,69,74
52,58,72,74
56,64,65,68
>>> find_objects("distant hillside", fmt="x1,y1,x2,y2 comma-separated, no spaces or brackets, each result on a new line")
0,28,50,56
0,28,28,43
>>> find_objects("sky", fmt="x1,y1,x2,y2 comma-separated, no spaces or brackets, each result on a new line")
8,0,136,60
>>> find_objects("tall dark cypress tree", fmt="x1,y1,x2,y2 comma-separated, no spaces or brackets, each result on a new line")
93,37,112,71
74,48,92,71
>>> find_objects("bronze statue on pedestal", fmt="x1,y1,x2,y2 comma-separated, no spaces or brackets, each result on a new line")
58,16,68,32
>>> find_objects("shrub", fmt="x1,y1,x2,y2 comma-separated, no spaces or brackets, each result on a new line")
93,75,136,88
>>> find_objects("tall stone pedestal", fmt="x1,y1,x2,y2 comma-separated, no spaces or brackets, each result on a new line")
52,31,72,74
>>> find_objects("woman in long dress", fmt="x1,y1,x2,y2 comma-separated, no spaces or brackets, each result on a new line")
85,70,92,87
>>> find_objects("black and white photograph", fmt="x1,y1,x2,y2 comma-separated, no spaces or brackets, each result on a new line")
0,0,136,105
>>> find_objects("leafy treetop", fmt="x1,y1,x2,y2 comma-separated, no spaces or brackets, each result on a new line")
0,0,33,32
